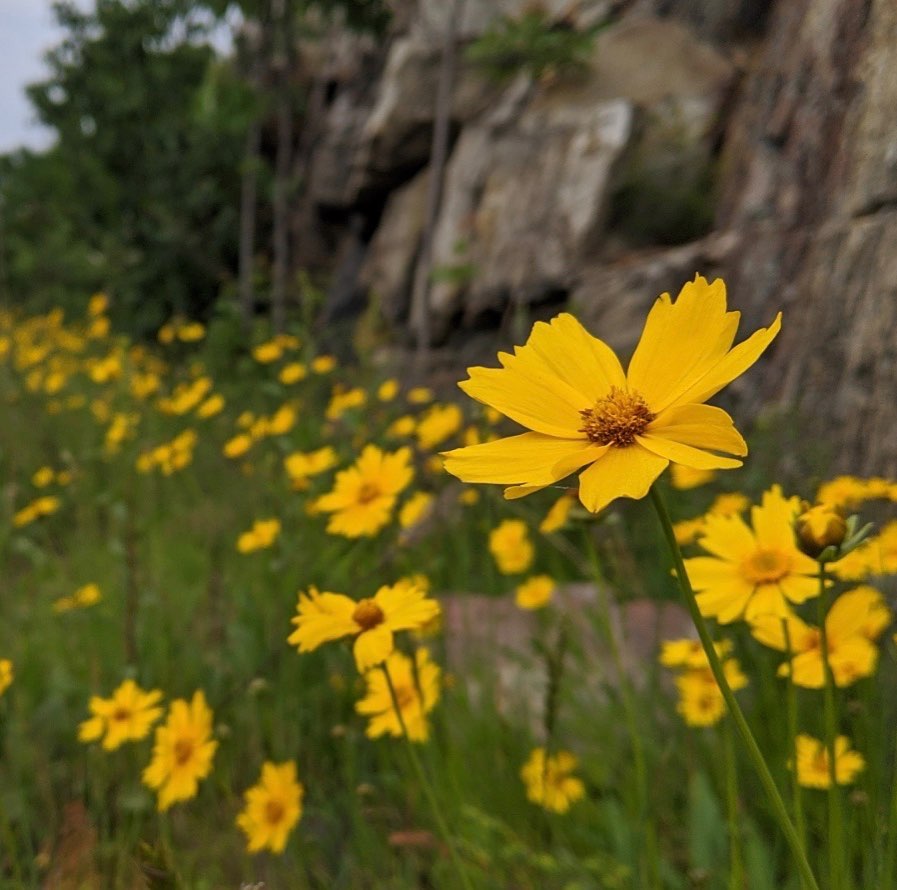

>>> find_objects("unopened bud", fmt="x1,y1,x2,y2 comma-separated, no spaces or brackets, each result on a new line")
795,502,847,559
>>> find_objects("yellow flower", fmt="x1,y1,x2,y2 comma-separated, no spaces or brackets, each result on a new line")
684,486,819,623
795,502,847,558
142,691,217,811
442,276,780,512
0,659,13,697
674,517,707,546
674,661,748,727
459,489,480,506
488,519,534,575
832,521,897,581
539,491,575,534
32,466,55,488
252,340,283,364
313,445,413,538
177,322,205,342
520,748,585,814
387,415,416,438
709,492,750,516
670,464,716,490
279,362,307,384
287,581,440,672
237,519,281,554
284,447,338,489
326,387,367,421
74,583,101,608
377,379,399,401
407,386,433,404
750,586,888,688
398,491,435,530
267,403,297,435
13,495,60,527
415,404,463,450
793,734,864,789
355,648,441,742
78,679,163,751
223,433,253,459
817,475,876,510
87,292,109,316
659,638,733,670
311,355,336,374
196,393,224,418
236,761,304,854
515,575,555,609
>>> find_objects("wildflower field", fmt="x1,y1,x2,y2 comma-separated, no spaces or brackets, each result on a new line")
3,278,897,889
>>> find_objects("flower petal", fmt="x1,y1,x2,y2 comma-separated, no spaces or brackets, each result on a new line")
647,404,748,457
354,625,394,672
698,513,757,561
626,276,740,413
442,433,591,486
695,581,756,623
636,434,742,470
576,444,668,513
682,556,744,591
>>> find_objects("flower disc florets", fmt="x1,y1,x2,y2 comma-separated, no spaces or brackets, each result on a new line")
579,387,655,447
352,599,385,630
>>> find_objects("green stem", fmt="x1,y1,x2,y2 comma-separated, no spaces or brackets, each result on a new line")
817,563,845,890
722,718,744,890
582,529,661,888
649,485,821,890
781,618,807,889
382,663,474,890
882,728,897,889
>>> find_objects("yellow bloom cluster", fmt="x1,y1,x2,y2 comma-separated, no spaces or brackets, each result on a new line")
136,429,198,475
236,518,281,554
53,583,102,613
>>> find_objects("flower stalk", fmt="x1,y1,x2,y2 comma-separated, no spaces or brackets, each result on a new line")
649,485,820,890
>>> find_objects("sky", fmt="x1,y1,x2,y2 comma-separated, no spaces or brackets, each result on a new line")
0,0,91,154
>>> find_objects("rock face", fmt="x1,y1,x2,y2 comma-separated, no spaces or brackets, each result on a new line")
297,0,897,475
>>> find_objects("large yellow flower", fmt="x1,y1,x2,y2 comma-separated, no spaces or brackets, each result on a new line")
355,648,441,742
287,581,440,672
142,691,218,811
236,761,304,854
442,276,780,512
313,445,413,538
78,679,163,751
683,486,820,623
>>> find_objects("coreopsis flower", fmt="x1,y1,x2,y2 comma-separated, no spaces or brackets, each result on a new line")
236,761,304,854
253,340,283,364
326,387,367,421
832,521,897,581
398,491,435,530
817,475,889,510
515,575,555,609
279,362,307,385
313,445,413,538
223,433,253,459
355,648,441,742
236,519,281,554
442,276,780,512
793,734,865,789
377,379,399,401
284,447,338,490
415,404,463,450
794,502,848,559
520,748,585,814
659,638,733,669
0,659,13,696
13,495,60,527
488,519,534,574
267,404,297,436
387,415,416,438
31,466,55,488
674,661,748,727
674,517,707,546
142,691,217,811
750,586,889,688
311,355,336,374
54,582,102,613
407,387,433,405
196,393,224,418
539,491,576,533
87,292,109,316
78,679,163,750
287,581,440,671
683,485,819,623
670,464,716,490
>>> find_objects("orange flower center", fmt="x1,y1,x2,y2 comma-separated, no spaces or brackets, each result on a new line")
357,483,381,505
265,799,286,825
174,739,194,765
352,598,385,630
393,684,416,711
579,387,655,447
111,707,132,723
741,548,791,584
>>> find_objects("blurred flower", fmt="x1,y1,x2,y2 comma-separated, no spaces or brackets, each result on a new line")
311,355,336,374
13,495,60,528
539,492,575,533
196,393,224,418
78,679,163,750
489,519,534,575
387,415,416,438
415,404,462,450
398,491,435,530
670,464,716,490
142,691,217,811
236,761,303,854
284,447,338,490
515,575,555,609
288,581,440,672
253,340,283,364
520,748,585,813
355,648,441,742
279,362,307,385
237,519,281,554
0,660,13,697
224,433,253,459
313,445,413,538
377,379,399,401
659,638,732,670
443,276,780,511
684,486,819,623
326,387,366,421
31,466,55,488
793,734,864,789
674,661,748,727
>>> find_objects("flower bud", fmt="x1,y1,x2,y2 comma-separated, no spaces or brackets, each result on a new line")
795,502,848,559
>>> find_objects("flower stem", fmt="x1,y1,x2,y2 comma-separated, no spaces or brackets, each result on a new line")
817,563,845,890
382,663,474,890
649,485,820,890
781,618,808,890
722,718,744,890
882,730,897,888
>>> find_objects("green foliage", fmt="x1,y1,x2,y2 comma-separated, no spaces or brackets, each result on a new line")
0,1,252,332
466,7,600,83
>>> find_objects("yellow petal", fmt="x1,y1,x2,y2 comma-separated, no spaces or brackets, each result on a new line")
778,574,819,605
354,625,394,672
636,434,742,470
682,556,744,591
698,513,757,561
669,311,783,409
743,585,792,623
695,581,755,623
626,276,740,413
442,433,590,486
647,404,747,456
751,487,800,551
576,444,668,513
